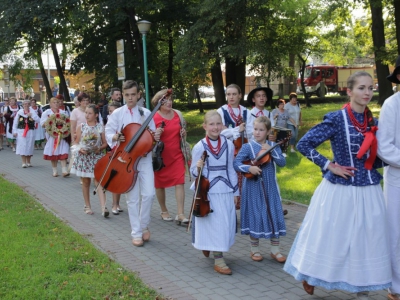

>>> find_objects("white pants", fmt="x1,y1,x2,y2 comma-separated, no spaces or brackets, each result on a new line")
384,182,400,294
126,159,155,239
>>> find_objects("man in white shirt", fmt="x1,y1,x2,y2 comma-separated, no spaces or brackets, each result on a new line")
105,80,162,247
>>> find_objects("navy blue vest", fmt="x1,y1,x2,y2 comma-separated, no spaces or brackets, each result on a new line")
222,107,247,127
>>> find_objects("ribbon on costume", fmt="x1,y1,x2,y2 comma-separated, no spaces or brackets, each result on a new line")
52,132,61,154
356,126,378,170
22,119,29,137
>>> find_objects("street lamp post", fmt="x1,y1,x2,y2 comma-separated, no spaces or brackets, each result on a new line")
137,20,151,109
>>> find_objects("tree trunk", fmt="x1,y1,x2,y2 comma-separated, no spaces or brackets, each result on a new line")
59,44,67,97
194,87,204,114
225,57,246,105
50,42,70,102
167,26,173,88
288,53,297,93
394,0,400,54
37,54,52,101
125,8,144,82
211,58,226,107
298,54,311,107
369,0,393,105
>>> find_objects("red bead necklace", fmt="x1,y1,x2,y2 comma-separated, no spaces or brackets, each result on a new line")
227,104,242,125
206,136,221,155
346,105,367,133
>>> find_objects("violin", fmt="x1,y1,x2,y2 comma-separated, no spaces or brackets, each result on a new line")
187,151,213,231
152,121,166,171
242,137,290,179
94,89,173,194
233,118,247,156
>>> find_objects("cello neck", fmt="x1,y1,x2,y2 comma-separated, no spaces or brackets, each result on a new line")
125,89,172,152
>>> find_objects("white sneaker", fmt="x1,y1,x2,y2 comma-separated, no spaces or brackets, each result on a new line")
290,148,295,153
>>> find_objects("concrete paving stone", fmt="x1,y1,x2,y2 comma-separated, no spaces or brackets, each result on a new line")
174,280,191,288
220,294,243,300
0,147,389,300
188,280,206,289
194,294,215,300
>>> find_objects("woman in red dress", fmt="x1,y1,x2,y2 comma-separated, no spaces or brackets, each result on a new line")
151,90,188,225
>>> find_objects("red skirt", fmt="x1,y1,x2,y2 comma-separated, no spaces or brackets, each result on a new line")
0,123,5,135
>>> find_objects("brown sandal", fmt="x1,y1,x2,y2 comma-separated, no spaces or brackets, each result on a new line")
270,252,286,263
302,280,314,295
250,252,263,262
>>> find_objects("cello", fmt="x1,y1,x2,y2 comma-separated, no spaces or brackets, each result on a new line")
94,89,172,194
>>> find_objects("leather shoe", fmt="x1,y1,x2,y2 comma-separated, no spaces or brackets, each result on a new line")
112,209,119,215
250,252,263,262
132,238,143,247
202,250,210,257
270,252,286,263
388,294,400,300
214,265,232,275
283,209,288,216
302,280,314,295
142,228,150,242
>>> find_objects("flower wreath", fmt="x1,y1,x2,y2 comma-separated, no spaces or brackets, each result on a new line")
44,113,71,139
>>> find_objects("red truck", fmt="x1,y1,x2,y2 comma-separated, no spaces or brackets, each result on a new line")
297,65,375,97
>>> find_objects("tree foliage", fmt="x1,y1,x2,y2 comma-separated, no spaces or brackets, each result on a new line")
0,0,398,107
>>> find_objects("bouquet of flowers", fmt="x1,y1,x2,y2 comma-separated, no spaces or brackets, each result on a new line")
71,130,101,155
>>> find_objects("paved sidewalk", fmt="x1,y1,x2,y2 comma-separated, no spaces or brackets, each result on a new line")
0,146,387,300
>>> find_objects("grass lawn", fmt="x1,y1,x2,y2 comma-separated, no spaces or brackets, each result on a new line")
182,100,382,204
0,177,161,300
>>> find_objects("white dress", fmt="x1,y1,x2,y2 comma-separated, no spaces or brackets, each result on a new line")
190,136,238,252
5,105,20,140
31,106,45,143
40,109,70,160
12,108,40,156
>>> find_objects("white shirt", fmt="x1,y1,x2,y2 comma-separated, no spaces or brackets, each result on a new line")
377,92,400,187
105,105,155,149
246,107,275,141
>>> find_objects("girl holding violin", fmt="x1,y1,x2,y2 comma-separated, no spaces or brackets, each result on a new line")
217,84,248,209
190,110,238,275
217,84,248,144
104,80,163,247
233,116,287,263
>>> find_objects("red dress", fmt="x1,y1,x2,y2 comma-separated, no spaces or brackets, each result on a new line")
153,111,185,188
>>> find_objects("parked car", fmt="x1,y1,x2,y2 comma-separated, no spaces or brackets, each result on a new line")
42,102,75,112
198,86,215,98
0,100,23,109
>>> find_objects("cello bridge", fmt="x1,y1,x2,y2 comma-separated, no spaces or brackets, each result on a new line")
117,156,127,163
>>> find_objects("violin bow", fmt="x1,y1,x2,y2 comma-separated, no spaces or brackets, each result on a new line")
180,119,192,182
187,151,207,232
